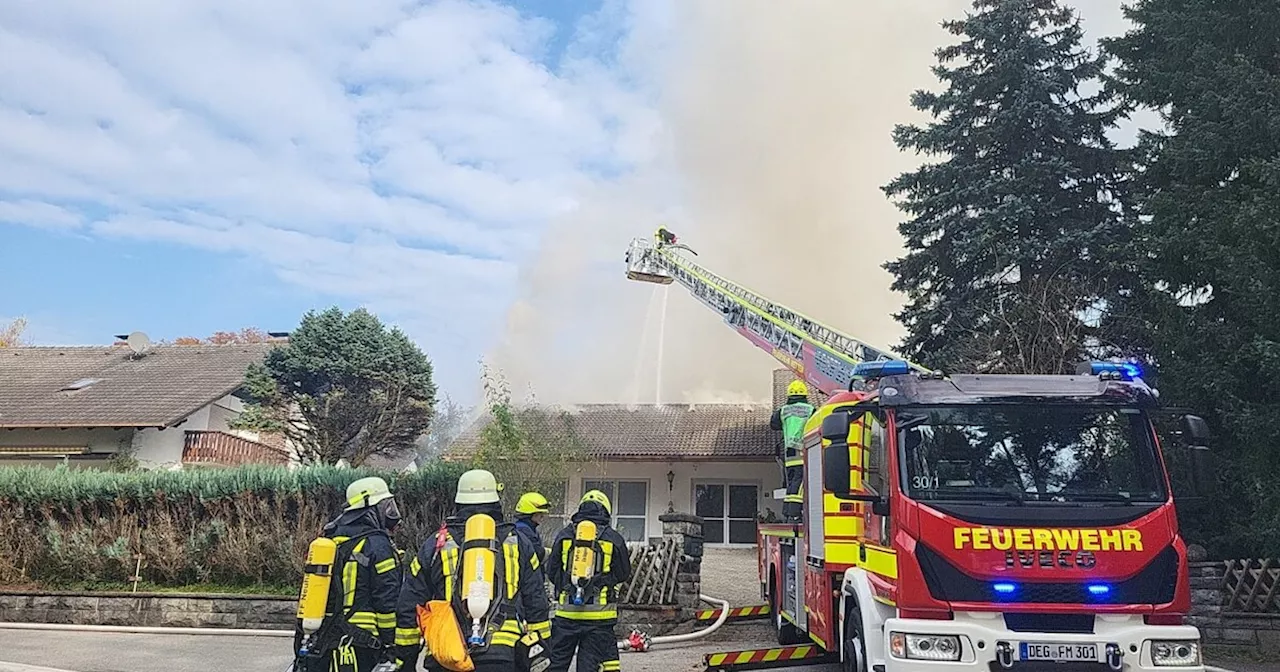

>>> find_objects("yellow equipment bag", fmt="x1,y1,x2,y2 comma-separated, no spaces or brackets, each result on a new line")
417,601,474,672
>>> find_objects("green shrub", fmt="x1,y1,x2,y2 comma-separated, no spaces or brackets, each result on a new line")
0,462,465,591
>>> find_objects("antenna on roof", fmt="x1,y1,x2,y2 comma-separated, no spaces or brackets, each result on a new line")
126,331,152,357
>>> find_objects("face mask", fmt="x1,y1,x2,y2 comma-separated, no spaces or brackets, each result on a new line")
377,497,402,530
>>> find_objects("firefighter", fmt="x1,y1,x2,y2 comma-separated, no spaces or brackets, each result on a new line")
770,379,815,521
514,492,551,564
293,476,403,672
545,490,632,672
395,469,551,672
655,226,677,246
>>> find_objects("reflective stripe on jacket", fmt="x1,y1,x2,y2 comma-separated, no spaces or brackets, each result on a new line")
394,517,551,661
329,529,401,648
544,519,632,622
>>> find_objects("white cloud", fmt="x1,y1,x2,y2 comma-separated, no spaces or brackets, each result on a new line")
0,0,663,396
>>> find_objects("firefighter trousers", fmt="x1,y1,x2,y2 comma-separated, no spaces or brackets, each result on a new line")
548,616,620,672
423,644,517,672
296,643,379,672
426,658,513,672
782,464,803,521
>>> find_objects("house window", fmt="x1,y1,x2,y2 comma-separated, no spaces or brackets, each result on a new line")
694,482,759,545
582,479,648,543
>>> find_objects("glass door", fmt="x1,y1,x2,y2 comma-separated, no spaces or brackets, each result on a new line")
694,482,760,545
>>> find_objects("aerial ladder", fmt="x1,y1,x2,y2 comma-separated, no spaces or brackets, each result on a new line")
624,227,929,397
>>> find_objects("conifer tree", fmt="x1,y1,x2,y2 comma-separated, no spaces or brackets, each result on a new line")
884,0,1129,374
1106,0,1280,555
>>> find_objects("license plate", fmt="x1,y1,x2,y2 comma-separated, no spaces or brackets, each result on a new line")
1019,642,1100,662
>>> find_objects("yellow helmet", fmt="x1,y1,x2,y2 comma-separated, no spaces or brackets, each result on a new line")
580,489,612,515
787,379,809,397
455,469,502,504
345,476,393,511
516,492,551,515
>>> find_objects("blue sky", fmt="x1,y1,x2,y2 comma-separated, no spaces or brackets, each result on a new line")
0,0,665,400
0,1,1146,405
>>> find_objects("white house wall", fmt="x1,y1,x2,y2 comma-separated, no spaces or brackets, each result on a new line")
207,394,245,431
558,460,783,546
131,401,216,468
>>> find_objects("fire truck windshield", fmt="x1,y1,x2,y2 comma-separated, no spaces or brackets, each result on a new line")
897,405,1168,505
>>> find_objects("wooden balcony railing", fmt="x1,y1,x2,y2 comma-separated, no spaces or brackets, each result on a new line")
182,430,289,466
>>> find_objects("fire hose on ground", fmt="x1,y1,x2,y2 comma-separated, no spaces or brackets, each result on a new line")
617,593,731,653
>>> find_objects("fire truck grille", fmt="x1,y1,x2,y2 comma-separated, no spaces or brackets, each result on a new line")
915,544,1180,605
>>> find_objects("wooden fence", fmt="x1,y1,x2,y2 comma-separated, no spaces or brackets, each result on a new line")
617,537,681,605
1222,559,1280,613
182,431,289,466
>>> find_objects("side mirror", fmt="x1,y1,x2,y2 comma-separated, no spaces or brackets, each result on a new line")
821,407,887,508
822,411,851,443
1190,445,1215,497
822,411,852,496
1181,414,1211,444
1182,414,1214,497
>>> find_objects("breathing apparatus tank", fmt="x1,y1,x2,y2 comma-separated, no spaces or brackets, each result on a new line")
296,536,338,654
461,513,498,645
569,520,598,606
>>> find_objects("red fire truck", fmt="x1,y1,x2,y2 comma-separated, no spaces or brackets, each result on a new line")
625,232,1213,671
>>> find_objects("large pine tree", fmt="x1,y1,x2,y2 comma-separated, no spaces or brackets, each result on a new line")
884,0,1130,374
1106,0,1280,555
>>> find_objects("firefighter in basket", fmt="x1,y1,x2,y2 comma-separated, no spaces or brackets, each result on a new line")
395,469,552,672
294,476,404,672
770,378,815,521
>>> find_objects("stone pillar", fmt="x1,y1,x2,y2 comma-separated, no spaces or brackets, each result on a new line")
1186,545,1224,642
660,512,704,611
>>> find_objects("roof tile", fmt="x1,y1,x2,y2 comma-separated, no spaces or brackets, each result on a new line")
0,344,274,427
449,403,777,460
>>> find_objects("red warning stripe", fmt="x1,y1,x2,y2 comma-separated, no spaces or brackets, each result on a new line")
695,604,771,621
704,644,822,668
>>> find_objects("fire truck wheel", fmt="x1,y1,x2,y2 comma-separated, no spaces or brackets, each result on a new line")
842,601,868,672
768,584,806,645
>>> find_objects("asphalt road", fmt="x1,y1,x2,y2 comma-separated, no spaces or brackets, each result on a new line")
0,626,834,672
0,626,1268,672
0,630,293,672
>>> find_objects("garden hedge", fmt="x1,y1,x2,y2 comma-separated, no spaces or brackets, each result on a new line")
0,462,465,591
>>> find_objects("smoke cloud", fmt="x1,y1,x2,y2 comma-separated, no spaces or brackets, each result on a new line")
490,0,968,405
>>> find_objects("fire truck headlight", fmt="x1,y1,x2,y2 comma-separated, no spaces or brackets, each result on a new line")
1150,640,1200,667
889,632,962,661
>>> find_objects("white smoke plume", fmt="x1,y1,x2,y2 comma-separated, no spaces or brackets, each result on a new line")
490,0,969,405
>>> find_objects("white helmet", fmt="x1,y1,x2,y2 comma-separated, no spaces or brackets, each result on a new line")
345,476,393,511
455,469,501,504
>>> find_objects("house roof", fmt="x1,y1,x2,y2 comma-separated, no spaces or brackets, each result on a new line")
0,344,275,428
771,368,830,408
448,403,777,461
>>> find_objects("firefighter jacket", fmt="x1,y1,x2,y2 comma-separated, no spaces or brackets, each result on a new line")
296,509,402,655
545,502,632,622
394,504,552,665
513,516,546,565
770,393,816,455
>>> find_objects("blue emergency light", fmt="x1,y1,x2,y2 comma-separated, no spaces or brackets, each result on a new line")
1087,584,1112,596
852,359,912,379
992,582,1017,595
1077,360,1145,381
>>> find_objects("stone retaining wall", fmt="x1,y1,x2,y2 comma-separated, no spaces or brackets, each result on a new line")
1187,560,1280,657
0,515,709,637
0,592,691,638
0,590,295,629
